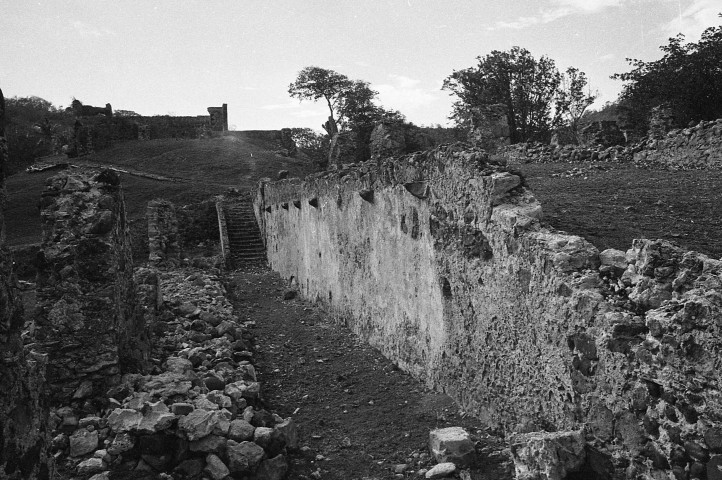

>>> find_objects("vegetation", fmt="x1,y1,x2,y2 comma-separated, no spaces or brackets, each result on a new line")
2,95,74,173
288,66,404,135
442,46,562,143
553,67,597,143
613,16,722,133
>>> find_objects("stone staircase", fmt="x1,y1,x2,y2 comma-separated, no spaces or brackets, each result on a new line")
220,199,266,268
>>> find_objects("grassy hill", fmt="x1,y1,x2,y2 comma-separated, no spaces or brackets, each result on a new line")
5,135,722,260
5,134,317,246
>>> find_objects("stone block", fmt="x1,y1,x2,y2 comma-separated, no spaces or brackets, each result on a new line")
510,430,585,480
429,427,476,466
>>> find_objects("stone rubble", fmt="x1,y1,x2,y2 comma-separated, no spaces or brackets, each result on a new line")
47,267,298,479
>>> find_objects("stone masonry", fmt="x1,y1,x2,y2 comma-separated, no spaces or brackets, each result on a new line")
0,87,51,479
147,198,181,266
35,170,149,404
256,144,722,479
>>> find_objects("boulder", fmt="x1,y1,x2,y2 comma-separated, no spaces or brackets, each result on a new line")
179,409,218,441
228,419,255,441
204,453,231,480
255,454,289,480
69,429,99,457
425,462,456,479
226,440,265,474
107,408,143,433
510,430,586,480
429,427,476,467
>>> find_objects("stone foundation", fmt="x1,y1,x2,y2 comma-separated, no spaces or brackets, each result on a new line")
147,198,180,266
255,144,722,478
35,170,149,404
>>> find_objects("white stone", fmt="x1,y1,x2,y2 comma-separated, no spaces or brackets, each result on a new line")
425,462,456,479
429,426,475,466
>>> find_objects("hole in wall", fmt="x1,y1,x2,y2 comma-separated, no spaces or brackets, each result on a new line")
329,291,333,302
281,203,289,210
293,200,301,209
318,252,322,258
309,198,319,208
400,214,408,234
441,277,452,298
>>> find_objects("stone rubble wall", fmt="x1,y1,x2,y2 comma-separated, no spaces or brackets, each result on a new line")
48,267,296,479
503,117,722,170
147,198,180,266
35,170,149,405
255,144,722,479
0,88,51,479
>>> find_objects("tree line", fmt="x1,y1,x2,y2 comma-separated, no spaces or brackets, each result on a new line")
289,15,721,149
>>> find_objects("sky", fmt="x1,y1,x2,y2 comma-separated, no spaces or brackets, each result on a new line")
1,0,719,131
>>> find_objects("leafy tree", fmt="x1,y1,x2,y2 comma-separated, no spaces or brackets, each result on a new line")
443,46,561,143
115,109,141,117
553,67,597,142
288,66,353,134
612,16,722,133
288,127,329,168
289,67,404,135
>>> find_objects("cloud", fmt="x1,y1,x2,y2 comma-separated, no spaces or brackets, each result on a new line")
599,53,616,62
375,74,441,114
662,0,720,40
489,0,621,30
72,21,115,38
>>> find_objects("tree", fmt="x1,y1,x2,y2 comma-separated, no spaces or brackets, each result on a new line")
289,66,405,134
288,67,353,135
553,67,597,142
612,16,722,133
443,46,561,143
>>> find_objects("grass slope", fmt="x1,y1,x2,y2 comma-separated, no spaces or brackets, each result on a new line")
5,135,317,246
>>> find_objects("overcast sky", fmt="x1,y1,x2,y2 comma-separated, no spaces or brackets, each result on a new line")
1,1,719,131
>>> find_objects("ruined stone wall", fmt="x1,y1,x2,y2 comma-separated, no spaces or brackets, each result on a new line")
35,169,149,404
256,145,722,478
0,87,50,479
147,198,180,266
634,118,722,169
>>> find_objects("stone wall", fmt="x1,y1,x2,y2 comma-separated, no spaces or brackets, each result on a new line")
504,117,722,170
35,169,149,404
0,87,50,479
634,118,722,169
147,198,180,266
255,145,722,478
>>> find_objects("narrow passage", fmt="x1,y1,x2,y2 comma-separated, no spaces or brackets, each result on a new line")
224,267,512,480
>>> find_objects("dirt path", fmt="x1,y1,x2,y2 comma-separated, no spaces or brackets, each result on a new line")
224,267,513,480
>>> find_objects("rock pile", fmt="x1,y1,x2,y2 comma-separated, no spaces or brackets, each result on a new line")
49,268,297,479
501,117,722,170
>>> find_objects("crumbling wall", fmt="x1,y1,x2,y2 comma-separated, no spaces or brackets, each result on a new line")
147,198,180,266
0,87,50,479
256,145,722,478
35,169,149,404
634,118,722,169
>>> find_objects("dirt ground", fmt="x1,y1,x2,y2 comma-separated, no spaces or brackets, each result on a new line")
224,268,513,480
518,162,722,258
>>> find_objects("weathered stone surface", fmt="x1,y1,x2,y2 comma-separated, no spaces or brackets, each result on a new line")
179,408,217,441
147,198,180,266
429,426,476,466
226,440,265,474
107,408,143,433
255,454,289,480
137,401,176,434
274,417,298,451
228,419,255,441
256,143,722,478
204,453,231,480
77,457,107,475
425,462,456,479
69,429,99,457
190,434,227,454
35,170,149,404
107,432,135,455
510,430,585,480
